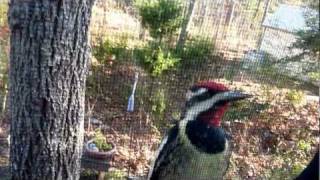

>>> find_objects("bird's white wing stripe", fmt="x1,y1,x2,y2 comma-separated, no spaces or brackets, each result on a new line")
147,135,169,179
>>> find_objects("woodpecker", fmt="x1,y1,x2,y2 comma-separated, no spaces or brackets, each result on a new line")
148,81,251,180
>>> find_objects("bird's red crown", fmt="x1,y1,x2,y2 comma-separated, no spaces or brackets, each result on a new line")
193,81,229,92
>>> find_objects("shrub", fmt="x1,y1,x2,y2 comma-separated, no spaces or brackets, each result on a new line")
135,46,180,76
93,129,112,151
86,66,105,100
297,140,312,152
286,90,305,105
135,0,184,42
105,169,126,179
135,0,184,76
150,48,180,76
268,166,303,180
177,36,214,67
307,72,320,81
92,40,112,63
80,169,98,180
148,87,174,130
92,36,129,64
150,88,167,119
291,163,305,178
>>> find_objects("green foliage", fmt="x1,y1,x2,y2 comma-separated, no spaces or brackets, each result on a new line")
92,36,129,63
86,66,106,100
135,0,184,41
150,88,166,119
286,90,304,105
93,129,112,152
294,28,320,60
135,46,179,76
297,140,312,152
307,72,320,81
291,163,305,177
92,39,113,63
135,0,184,76
268,163,304,180
80,169,98,180
148,87,174,130
296,25,320,52
171,110,181,120
81,169,126,180
150,48,179,76
285,4,319,79
105,169,126,180
177,36,214,67
266,149,309,180
292,2,319,61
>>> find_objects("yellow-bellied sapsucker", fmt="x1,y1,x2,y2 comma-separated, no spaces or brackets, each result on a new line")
148,81,251,180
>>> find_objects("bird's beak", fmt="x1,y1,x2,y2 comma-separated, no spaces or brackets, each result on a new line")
224,91,252,102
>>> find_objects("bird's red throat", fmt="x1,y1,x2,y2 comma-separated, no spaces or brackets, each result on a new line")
199,104,228,127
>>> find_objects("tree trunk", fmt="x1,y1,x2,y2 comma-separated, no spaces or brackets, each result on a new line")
257,0,271,49
8,0,95,179
176,0,195,50
253,0,263,18
261,0,271,24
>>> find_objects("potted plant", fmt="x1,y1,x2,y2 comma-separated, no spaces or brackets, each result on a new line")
83,129,116,160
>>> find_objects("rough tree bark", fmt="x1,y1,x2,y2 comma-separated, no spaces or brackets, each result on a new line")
8,0,95,179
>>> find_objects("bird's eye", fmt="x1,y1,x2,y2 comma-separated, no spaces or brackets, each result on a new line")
196,91,212,101
190,86,199,92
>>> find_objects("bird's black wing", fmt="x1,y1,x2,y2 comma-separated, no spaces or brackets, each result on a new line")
148,123,180,180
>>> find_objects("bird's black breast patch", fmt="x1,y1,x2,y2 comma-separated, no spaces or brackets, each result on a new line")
186,120,227,154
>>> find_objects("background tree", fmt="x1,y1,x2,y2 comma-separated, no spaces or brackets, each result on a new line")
292,5,320,61
8,0,94,179
289,0,319,81
134,0,184,76
135,0,184,44
176,0,196,49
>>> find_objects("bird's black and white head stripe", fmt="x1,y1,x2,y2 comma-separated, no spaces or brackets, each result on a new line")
183,83,251,121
